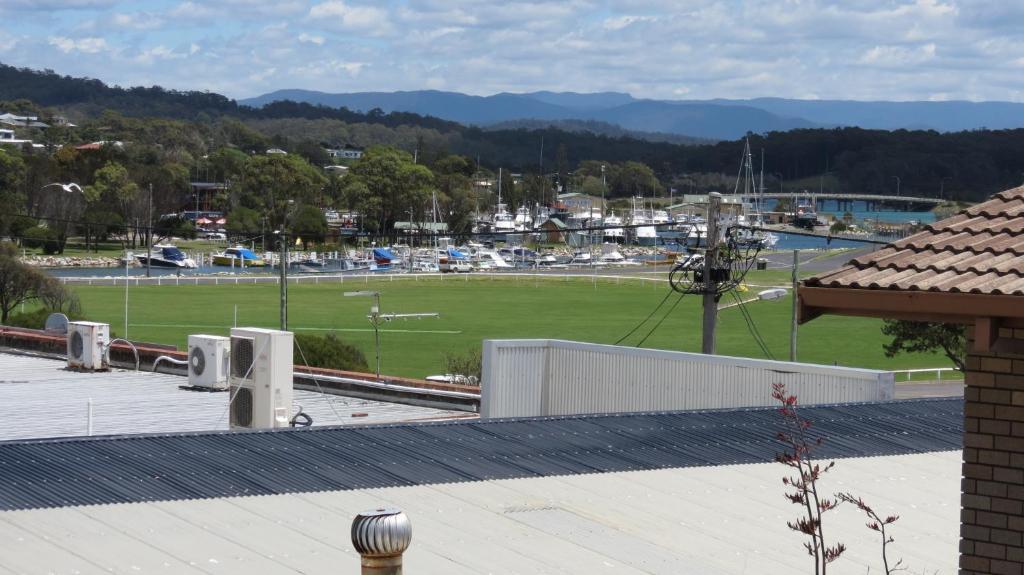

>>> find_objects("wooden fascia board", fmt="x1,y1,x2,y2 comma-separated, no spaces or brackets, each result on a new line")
798,286,1024,325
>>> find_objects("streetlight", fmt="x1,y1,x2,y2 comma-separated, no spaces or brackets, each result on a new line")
892,175,901,197
757,283,797,361
940,176,952,201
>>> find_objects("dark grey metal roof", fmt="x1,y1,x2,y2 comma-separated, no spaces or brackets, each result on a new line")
0,398,962,511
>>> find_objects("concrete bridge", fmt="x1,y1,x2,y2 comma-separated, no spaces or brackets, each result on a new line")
738,192,945,206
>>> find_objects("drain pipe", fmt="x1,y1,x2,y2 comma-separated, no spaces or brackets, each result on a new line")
351,508,412,574
152,355,189,373
106,338,140,371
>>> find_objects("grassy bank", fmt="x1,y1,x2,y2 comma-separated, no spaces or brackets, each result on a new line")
68,273,952,379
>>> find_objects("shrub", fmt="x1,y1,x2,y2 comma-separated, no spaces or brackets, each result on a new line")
443,347,482,385
22,227,60,254
293,332,369,372
6,307,83,330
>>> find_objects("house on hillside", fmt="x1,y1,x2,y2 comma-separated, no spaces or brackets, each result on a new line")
799,184,1024,574
326,146,363,160
0,128,41,149
0,112,48,129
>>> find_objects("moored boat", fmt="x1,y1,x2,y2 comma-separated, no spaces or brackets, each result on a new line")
135,244,197,268
211,246,265,267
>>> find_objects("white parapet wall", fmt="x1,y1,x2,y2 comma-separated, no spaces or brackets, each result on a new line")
481,339,895,419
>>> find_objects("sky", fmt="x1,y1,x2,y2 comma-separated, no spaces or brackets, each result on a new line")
0,0,1022,102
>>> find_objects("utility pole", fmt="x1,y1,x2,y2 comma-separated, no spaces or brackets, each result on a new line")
146,183,153,278
601,164,606,218
701,192,722,354
280,200,295,331
790,249,799,361
280,231,288,331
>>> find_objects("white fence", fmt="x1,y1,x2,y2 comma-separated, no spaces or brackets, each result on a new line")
481,339,895,419
57,271,673,288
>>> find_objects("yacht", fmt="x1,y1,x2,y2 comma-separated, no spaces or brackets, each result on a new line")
597,243,640,265
492,203,516,236
135,244,197,268
211,246,265,267
513,206,533,232
474,248,513,269
628,202,658,246
602,212,625,243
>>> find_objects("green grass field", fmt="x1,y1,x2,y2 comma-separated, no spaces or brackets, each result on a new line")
68,271,954,379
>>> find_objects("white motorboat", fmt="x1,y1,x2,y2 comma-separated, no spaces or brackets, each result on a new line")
603,212,625,242
492,203,516,235
569,250,594,265
135,244,197,268
597,243,639,265
513,206,533,232
474,248,513,269
628,207,658,246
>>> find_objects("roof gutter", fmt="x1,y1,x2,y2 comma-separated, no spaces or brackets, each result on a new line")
799,285,1024,326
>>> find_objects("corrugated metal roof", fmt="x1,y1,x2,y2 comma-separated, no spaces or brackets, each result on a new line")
0,354,464,442
805,185,1024,294
0,397,962,511
0,451,961,574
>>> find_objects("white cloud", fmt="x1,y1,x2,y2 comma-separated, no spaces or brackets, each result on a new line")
0,31,17,52
111,12,164,30
48,36,108,54
308,1,392,33
859,43,938,67
298,33,325,45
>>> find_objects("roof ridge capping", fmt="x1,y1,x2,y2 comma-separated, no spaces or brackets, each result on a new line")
963,184,1024,217
0,397,957,447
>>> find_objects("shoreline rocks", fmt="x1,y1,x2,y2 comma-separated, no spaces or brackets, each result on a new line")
20,255,121,268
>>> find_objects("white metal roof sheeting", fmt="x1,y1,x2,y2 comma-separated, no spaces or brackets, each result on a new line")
0,451,960,574
0,353,462,441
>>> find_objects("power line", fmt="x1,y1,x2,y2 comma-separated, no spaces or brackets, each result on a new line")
614,288,676,346
635,291,687,348
729,289,775,360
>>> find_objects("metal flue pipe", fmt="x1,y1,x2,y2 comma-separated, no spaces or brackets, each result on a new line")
351,508,412,574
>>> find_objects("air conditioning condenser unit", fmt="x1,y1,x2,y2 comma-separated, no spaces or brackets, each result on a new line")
187,335,230,390
228,327,293,430
67,321,110,371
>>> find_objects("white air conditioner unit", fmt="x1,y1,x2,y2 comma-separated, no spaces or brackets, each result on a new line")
228,327,293,430
67,321,110,371
187,335,231,390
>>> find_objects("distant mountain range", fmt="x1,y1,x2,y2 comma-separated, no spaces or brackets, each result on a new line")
240,90,1024,140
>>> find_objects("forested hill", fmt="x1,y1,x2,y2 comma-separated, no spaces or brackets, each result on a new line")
3,63,1024,202
0,63,461,131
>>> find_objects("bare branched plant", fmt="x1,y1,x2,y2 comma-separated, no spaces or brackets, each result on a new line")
836,493,905,574
772,382,846,574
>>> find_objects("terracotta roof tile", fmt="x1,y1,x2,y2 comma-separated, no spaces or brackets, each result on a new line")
804,185,1024,296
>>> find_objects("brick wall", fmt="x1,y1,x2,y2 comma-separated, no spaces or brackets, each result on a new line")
961,327,1024,574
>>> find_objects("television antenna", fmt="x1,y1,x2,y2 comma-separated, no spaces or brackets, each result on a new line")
344,291,439,380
